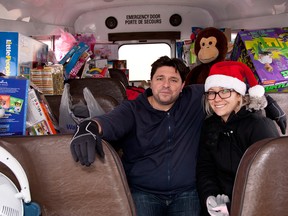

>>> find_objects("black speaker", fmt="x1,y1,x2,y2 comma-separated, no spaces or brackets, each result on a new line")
169,14,182,27
105,16,118,29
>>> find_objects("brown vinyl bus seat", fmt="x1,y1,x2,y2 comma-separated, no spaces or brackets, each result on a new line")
68,78,127,104
0,135,136,216
46,94,119,123
108,69,129,88
230,136,288,216
45,78,127,123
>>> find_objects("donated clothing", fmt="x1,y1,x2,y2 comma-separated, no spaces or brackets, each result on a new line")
95,84,205,197
197,106,279,210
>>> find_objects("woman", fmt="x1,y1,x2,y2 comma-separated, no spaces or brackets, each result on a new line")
196,61,280,216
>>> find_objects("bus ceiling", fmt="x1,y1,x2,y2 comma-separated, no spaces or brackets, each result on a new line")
0,0,287,40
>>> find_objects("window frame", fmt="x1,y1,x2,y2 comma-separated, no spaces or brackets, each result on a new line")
118,40,174,81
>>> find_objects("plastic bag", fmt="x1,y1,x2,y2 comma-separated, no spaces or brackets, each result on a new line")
54,29,77,61
58,83,105,134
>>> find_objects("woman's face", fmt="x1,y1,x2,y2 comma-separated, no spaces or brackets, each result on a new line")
207,87,242,122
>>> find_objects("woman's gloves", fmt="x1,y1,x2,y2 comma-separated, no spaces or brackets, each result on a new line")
206,194,230,216
70,120,105,166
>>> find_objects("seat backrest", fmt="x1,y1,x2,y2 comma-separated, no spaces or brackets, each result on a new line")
68,78,127,104
230,136,288,216
46,94,119,123
45,77,126,123
109,69,129,88
0,135,136,216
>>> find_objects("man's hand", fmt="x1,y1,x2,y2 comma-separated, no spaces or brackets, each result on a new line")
206,194,230,216
265,94,287,135
70,120,104,166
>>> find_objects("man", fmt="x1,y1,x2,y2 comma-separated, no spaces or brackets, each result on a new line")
70,56,286,216
70,56,205,216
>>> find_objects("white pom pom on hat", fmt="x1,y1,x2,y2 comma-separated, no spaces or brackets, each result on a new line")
204,61,265,97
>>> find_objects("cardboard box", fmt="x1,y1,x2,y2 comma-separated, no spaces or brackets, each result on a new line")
0,32,48,78
30,64,64,95
26,88,58,135
93,43,119,60
230,28,288,92
95,59,108,68
69,50,92,78
0,76,29,136
59,42,90,79
107,60,127,69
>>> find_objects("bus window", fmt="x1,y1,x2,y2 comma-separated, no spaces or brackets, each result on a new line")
119,43,171,81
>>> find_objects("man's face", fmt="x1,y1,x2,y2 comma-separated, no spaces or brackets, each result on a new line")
150,66,184,110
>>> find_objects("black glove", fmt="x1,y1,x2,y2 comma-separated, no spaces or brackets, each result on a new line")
265,94,287,135
70,120,105,166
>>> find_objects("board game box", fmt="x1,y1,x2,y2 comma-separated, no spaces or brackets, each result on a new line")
0,76,29,136
231,28,288,92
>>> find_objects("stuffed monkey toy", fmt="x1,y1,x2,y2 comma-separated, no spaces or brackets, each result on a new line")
185,27,228,85
185,27,287,134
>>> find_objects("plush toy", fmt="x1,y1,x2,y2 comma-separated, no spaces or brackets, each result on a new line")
185,27,230,85
185,27,287,134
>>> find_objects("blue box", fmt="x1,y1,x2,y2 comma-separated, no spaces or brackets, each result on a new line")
0,76,29,136
0,32,48,78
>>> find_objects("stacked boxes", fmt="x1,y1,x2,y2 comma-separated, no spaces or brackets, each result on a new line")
0,76,29,136
231,28,288,92
26,88,58,135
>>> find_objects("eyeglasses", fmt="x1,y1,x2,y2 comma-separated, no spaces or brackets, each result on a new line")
205,89,235,100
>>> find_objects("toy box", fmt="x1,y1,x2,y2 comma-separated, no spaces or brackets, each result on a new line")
107,60,127,69
26,88,58,135
0,32,48,78
176,40,196,67
93,43,119,60
59,42,90,79
80,58,109,78
0,76,29,136
230,28,288,92
69,50,93,78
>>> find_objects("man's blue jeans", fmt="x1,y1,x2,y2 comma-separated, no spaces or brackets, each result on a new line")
131,189,201,216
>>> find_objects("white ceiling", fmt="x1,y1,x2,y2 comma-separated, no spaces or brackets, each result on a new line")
0,0,287,28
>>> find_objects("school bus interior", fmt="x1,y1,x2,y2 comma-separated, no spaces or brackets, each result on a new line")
0,0,287,36
0,0,288,215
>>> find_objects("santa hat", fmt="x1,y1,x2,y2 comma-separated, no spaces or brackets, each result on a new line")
205,61,265,97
